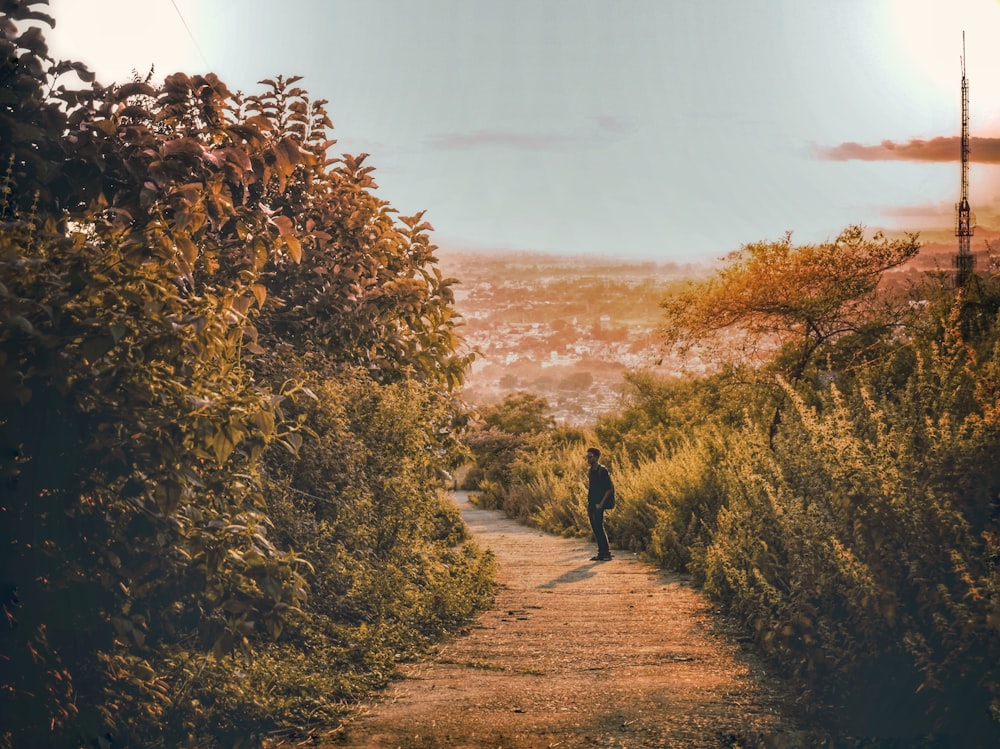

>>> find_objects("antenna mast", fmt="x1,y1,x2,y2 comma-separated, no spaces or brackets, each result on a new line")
955,31,976,287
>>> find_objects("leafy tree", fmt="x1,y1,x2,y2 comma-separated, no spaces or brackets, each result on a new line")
661,226,919,381
0,2,486,744
236,79,472,389
660,226,919,440
461,393,555,500
479,391,554,435
0,6,313,741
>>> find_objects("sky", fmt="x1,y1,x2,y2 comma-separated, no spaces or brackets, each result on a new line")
38,0,1000,263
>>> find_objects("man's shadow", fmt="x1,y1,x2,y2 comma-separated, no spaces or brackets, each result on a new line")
537,563,598,589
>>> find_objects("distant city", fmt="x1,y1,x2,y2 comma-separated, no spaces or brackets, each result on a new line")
439,251,709,425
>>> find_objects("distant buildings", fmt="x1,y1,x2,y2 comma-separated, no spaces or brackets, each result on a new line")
458,288,689,424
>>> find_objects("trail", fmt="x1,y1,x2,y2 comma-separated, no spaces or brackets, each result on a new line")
327,492,810,748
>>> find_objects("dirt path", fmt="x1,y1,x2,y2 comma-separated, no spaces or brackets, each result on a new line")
327,492,812,748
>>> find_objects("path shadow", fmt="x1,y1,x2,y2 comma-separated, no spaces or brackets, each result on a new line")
537,563,598,589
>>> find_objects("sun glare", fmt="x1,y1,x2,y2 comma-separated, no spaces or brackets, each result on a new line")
884,0,1000,129
45,0,207,84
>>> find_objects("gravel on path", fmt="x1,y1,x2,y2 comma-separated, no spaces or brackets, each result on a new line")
326,492,812,748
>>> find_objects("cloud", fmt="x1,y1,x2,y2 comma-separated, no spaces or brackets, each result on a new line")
424,130,580,151
595,115,629,134
880,201,952,219
817,136,1000,163
425,116,631,151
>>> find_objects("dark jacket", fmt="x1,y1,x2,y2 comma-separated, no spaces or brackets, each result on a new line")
588,463,614,507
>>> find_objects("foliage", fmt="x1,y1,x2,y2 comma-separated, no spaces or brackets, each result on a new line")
638,434,729,574
478,391,556,435
596,367,772,461
479,234,1000,743
497,438,588,527
461,392,556,494
661,226,918,380
699,329,1000,738
1,3,490,745
461,391,591,526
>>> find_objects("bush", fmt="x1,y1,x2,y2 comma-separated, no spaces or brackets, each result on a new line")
0,4,493,744
469,273,1000,743
641,434,729,575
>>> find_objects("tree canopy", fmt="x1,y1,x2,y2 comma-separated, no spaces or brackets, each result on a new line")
660,226,919,379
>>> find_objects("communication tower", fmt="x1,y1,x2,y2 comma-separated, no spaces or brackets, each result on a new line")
955,33,976,287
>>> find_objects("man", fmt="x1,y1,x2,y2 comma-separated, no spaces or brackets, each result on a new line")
586,447,614,561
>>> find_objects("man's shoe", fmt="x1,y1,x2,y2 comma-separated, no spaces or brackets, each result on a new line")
591,554,613,561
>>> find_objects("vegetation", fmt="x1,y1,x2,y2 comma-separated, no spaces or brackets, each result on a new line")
8,1,998,744
461,231,1000,744
661,227,919,375
1,3,493,746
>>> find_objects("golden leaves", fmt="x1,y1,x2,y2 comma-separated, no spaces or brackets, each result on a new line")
249,283,267,308
660,225,920,376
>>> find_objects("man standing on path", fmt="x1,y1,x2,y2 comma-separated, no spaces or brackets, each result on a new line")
586,447,614,561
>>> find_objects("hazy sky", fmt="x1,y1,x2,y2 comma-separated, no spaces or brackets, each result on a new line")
40,0,1000,262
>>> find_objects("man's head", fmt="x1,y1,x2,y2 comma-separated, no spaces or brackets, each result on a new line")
586,447,601,464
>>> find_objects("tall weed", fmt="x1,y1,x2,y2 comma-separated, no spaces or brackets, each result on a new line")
460,283,1000,742
642,432,729,574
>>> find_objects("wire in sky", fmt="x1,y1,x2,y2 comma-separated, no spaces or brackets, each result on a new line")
168,0,211,71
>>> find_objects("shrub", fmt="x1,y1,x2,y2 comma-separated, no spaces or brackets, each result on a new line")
0,4,493,743
641,434,729,575
471,272,1000,742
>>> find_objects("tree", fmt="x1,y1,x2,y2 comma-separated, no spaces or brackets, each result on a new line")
480,392,555,435
0,2,483,743
661,226,919,381
461,392,555,496
238,79,472,389
1,7,312,741
660,226,919,441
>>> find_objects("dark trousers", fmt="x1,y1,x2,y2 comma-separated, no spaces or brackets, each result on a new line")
588,503,610,557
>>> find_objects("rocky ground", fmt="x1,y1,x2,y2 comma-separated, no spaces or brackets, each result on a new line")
324,492,821,748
